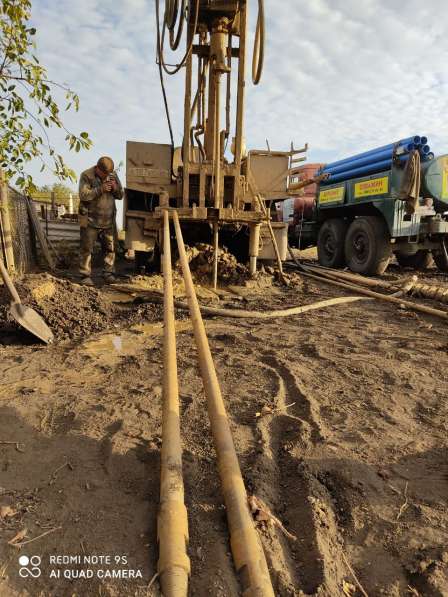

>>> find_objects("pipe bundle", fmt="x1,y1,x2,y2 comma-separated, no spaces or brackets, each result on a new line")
321,135,433,184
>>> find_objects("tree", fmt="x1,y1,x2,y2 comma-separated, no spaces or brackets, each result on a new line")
38,182,74,195
0,0,92,192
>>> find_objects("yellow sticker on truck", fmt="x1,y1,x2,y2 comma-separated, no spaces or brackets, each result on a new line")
319,186,345,204
354,176,389,198
442,157,448,199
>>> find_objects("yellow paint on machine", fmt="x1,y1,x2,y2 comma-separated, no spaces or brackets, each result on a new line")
354,176,389,199
319,186,345,204
441,157,448,200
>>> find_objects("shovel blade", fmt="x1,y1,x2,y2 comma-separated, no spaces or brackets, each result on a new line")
10,303,54,344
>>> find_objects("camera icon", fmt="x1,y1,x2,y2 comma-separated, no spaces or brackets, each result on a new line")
19,555,41,578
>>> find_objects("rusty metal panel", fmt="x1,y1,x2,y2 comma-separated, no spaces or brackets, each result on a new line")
126,141,172,190
247,152,289,200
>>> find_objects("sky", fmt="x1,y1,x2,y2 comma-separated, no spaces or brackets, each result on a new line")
28,0,448,195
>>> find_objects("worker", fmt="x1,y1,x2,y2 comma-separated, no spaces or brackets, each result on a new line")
78,156,123,285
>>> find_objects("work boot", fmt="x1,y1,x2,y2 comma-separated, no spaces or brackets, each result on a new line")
81,276,94,286
103,273,117,284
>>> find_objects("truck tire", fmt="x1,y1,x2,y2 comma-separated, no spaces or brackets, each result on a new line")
396,250,434,270
433,240,448,272
317,219,348,268
345,216,391,275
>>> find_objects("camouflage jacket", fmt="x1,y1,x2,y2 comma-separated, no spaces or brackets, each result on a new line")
78,166,123,229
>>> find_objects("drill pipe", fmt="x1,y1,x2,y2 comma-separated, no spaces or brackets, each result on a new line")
296,264,448,321
172,211,275,597
157,210,190,597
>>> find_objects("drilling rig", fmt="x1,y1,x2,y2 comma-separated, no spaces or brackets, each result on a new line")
124,0,307,282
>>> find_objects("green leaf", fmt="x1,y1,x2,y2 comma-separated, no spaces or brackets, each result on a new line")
0,2,91,192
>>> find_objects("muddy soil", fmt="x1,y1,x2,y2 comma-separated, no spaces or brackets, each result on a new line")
0,261,447,597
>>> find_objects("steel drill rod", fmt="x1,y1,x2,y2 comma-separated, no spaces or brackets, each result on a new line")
213,222,219,290
298,264,448,321
158,210,190,597
172,211,274,597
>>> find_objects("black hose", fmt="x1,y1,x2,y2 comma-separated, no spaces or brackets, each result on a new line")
169,0,185,50
164,0,178,31
155,0,175,147
157,0,200,76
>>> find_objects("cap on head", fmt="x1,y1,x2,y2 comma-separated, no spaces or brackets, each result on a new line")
97,156,114,174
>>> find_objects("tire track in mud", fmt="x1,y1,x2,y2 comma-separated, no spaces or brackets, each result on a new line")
247,353,347,595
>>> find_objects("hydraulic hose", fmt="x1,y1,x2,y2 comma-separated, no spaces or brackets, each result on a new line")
252,0,265,84
155,0,175,146
156,0,200,76
164,0,178,31
168,0,185,51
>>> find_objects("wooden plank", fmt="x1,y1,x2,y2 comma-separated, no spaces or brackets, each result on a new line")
26,196,55,270
0,169,15,272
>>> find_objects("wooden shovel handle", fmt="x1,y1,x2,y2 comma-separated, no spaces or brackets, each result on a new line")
0,259,21,304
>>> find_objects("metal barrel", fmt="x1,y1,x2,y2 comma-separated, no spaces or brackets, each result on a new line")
158,209,190,597
421,154,448,209
172,211,275,597
320,136,420,172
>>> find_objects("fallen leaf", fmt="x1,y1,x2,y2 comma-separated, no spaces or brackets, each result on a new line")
0,505,17,519
8,528,28,546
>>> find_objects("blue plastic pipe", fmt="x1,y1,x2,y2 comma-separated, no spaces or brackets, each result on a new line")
420,136,428,145
420,145,430,155
325,154,408,184
323,146,410,175
321,136,421,172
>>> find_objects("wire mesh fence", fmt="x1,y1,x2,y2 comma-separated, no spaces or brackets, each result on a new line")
2,187,35,275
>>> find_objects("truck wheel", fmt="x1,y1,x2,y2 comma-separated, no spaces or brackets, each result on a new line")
433,241,448,272
345,216,391,275
317,219,348,268
396,250,433,270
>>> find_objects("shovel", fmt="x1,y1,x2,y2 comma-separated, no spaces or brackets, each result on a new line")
0,259,54,344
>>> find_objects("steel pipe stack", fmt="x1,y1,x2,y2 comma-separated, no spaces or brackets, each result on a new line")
320,135,433,184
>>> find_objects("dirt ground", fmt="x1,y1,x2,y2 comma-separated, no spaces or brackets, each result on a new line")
0,254,447,597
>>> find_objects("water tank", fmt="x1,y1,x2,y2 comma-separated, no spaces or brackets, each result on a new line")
421,154,448,212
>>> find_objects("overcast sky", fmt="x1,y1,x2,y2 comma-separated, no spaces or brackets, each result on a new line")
29,0,448,191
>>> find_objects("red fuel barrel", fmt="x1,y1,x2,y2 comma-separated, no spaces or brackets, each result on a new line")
277,163,324,223
293,196,315,222
295,163,324,196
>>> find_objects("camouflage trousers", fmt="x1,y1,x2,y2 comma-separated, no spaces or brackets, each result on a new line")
79,226,115,276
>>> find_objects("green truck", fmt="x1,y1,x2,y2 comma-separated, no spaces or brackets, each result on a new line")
290,154,448,275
